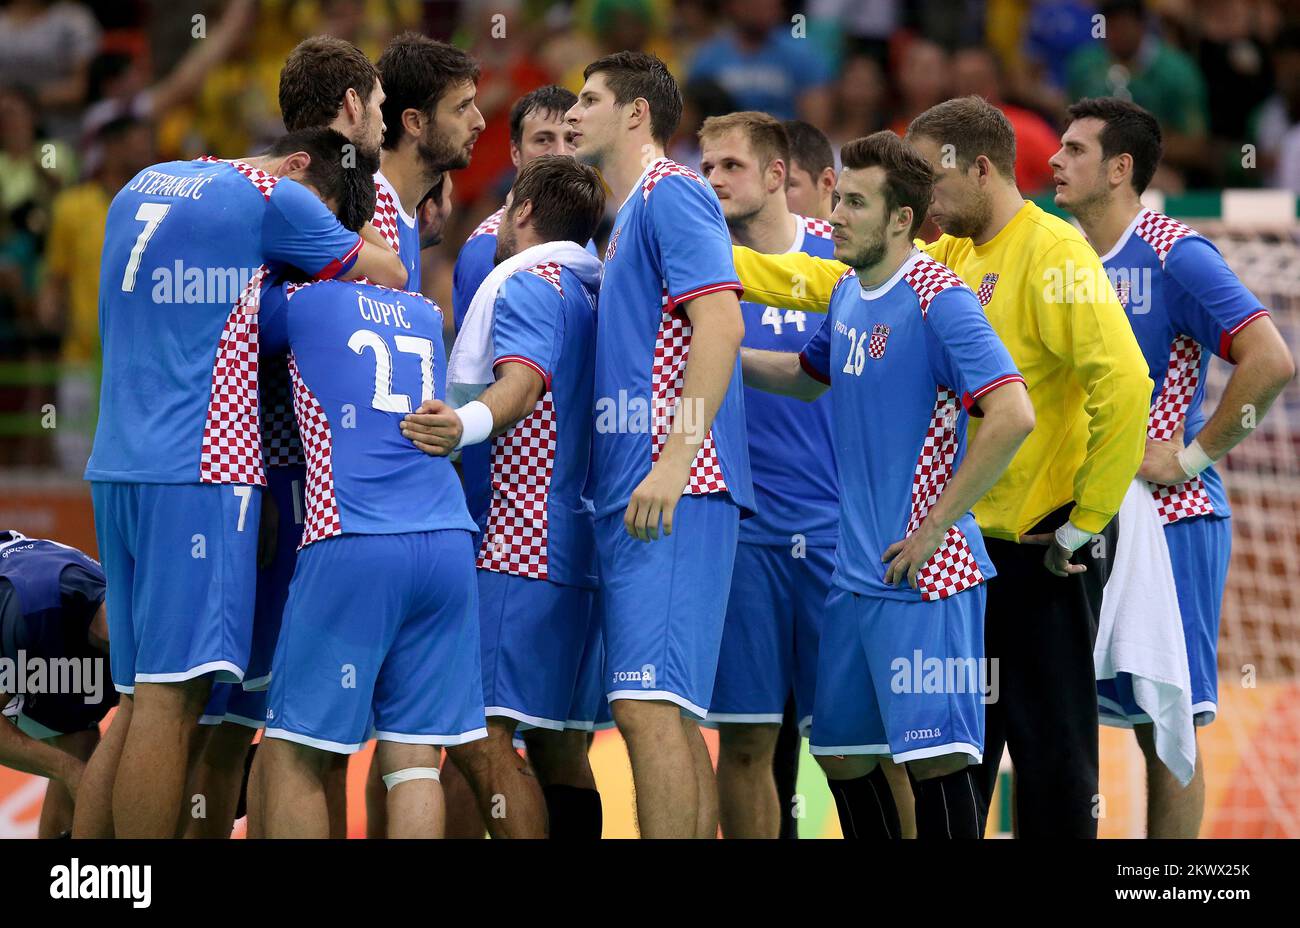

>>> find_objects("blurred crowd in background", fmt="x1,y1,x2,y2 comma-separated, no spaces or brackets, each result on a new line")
1,0,1298,471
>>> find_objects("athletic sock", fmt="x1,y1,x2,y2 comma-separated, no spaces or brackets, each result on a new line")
910,767,983,839
827,766,901,839
542,785,602,839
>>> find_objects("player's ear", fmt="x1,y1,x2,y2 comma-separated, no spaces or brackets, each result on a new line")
278,150,312,178
627,96,649,134
402,107,424,143
514,198,534,227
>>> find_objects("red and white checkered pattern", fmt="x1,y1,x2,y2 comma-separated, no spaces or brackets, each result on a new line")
642,158,708,201
524,261,563,295
976,272,999,306
198,156,279,200
650,288,729,495
801,215,833,239
868,323,890,360
906,387,985,601
199,266,269,486
1148,335,1215,524
902,256,966,319
288,353,341,547
372,182,402,252
470,206,505,239
260,358,303,468
1134,209,1198,267
477,393,557,579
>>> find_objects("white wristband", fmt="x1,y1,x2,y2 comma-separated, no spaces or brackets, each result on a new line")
1175,439,1215,479
1054,521,1094,553
452,400,493,450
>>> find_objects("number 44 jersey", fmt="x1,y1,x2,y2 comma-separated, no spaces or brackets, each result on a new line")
258,279,477,547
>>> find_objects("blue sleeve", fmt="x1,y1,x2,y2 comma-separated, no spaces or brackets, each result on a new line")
798,310,833,384
59,561,105,615
926,287,1024,416
492,271,563,389
1164,236,1269,361
453,234,496,331
646,174,742,310
261,178,362,279
259,283,291,356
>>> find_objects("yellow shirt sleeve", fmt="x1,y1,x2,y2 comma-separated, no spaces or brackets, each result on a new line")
731,245,845,314
1034,239,1154,533
45,192,76,280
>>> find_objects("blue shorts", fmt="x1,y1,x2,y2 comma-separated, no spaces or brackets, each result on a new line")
243,466,304,690
199,681,266,729
264,530,486,753
597,493,740,719
478,569,597,731
92,481,261,694
568,593,612,730
810,585,987,764
1098,514,1230,727
706,542,832,732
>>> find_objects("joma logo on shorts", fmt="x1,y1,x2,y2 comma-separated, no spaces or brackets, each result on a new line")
903,727,940,742
612,664,656,689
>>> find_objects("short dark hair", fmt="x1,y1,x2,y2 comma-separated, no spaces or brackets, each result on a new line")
509,154,606,245
265,128,378,232
377,33,480,150
782,119,834,179
699,111,790,170
509,85,578,147
583,51,682,146
279,37,380,132
1065,97,1163,193
907,95,1017,179
840,131,935,237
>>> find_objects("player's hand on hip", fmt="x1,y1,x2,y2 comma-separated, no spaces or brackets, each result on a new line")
624,460,691,542
1138,425,1188,486
401,399,462,456
257,488,279,569
1021,532,1087,578
882,522,945,589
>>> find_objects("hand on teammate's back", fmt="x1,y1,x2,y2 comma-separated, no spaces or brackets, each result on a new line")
401,399,463,456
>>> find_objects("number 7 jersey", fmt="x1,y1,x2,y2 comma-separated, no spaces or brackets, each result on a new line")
258,279,476,546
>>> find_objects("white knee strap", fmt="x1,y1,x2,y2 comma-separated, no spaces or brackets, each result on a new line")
383,766,441,791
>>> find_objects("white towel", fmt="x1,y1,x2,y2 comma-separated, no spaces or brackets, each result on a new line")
447,239,602,407
1094,478,1197,786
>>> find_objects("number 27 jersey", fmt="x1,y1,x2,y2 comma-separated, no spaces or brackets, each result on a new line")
258,279,476,546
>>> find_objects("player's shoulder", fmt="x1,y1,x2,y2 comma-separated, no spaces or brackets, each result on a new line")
467,206,506,241
1133,208,1211,268
195,155,285,202
798,214,835,242
505,261,566,300
900,253,973,316
640,158,710,203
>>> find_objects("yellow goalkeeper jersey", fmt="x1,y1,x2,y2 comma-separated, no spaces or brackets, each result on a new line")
732,201,1152,540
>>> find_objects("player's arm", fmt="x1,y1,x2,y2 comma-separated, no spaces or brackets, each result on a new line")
1029,240,1153,571
740,347,827,401
884,382,1034,587
401,362,544,456
625,287,745,541
732,245,843,314
1139,239,1295,484
0,690,85,794
341,223,406,287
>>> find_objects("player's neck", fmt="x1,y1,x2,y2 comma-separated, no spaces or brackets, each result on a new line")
732,201,798,254
381,146,436,216
604,139,665,206
1076,198,1144,258
971,182,1027,246
856,239,916,290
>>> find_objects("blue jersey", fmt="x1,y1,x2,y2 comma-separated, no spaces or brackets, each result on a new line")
687,29,832,120
740,215,839,546
452,207,504,331
594,157,754,519
800,252,1023,601
259,279,476,545
86,158,362,486
373,171,421,289
1100,208,1269,523
462,262,598,588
